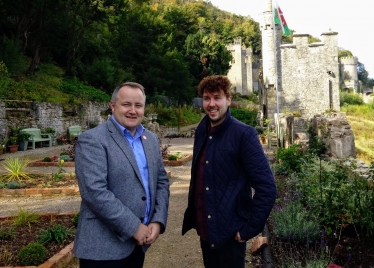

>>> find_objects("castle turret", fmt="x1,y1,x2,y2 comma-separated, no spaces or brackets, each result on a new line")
259,0,281,119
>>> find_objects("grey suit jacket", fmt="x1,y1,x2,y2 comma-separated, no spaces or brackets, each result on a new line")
73,118,170,260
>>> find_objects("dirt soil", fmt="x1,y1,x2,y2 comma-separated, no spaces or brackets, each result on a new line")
0,138,262,267
0,214,76,266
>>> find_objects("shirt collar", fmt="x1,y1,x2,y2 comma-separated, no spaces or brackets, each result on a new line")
111,115,145,137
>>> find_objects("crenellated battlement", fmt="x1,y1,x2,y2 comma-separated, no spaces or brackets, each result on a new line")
340,57,358,65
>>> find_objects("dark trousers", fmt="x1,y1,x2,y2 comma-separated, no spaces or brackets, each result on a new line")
200,238,246,268
79,245,145,268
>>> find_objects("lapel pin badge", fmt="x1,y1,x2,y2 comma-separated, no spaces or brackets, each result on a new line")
143,136,147,140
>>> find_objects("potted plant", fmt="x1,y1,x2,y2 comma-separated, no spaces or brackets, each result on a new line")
8,136,19,153
17,131,33,151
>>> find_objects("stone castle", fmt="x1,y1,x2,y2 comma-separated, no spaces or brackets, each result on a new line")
225,1,371,119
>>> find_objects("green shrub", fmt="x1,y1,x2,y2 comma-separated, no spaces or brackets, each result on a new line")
43,157,52,162
59,154,72,162
272,200,320,242
168,155,178,161
6,181,22,189
276,144,305,174
340,91,364,105
17,243,47,266
38,224,74,244
230,108,257,127
72,212,80,227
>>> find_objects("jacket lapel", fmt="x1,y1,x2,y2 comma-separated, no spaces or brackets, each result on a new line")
107,119,143,184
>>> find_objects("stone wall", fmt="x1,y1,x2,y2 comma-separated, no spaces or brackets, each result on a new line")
279,32,340,118
0,101,109,141
340,57,359,92
310,112,356,158
226,38,254,95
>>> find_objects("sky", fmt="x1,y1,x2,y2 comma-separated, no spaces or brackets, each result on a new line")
209,0,374,78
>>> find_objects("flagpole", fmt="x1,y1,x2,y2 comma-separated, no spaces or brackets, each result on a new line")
272,0,281,146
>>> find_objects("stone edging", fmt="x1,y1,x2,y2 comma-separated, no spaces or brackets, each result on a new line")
0,170,172,197
163,154,192,166
28,155,193,167
0,187,80,197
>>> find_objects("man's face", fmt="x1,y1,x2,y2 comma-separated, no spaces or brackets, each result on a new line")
202,89,231,127
110,86,145,134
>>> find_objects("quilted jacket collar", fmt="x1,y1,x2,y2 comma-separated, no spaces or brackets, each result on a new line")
200,107,232,134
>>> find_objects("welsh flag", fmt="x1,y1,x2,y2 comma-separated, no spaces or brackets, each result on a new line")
273,0,291,36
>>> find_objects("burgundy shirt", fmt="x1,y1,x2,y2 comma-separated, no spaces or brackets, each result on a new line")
194,126,217,241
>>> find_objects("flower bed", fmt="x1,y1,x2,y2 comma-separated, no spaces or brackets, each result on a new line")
0,212,77,267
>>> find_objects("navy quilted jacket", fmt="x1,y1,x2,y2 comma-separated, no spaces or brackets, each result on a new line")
182,109,276,249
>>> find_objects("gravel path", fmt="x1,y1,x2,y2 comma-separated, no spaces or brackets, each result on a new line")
0,138,195,217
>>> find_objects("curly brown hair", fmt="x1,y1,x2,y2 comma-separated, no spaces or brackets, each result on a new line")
197,75,231,99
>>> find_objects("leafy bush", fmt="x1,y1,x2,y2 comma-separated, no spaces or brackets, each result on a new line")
0,36,25,76
6,180,22,189
230,107,257,127
17,243,47,266
340,91,364,106
272,200,320,242
38,224,74,244
59,154,72,162
61,77,111,102
275,144,306,174
43,157,52,162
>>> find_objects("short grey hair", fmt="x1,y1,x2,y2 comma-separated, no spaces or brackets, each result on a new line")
111,82,146,102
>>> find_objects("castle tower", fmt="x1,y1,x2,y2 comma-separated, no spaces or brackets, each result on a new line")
259,0,281,119
340,57,358,93
226,38,253,95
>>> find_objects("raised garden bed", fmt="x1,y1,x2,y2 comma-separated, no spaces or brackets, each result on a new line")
0,212,77,267
28,154,193,167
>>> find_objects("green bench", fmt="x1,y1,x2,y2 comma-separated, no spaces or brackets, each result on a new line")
21,128,52,150
68,125,82,140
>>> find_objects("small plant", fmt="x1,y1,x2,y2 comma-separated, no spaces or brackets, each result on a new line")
42,127,56,136
272,200,320,242
38,224,74,244
43,156,52,162
72,212,80,227
0,157,32,182
168,152,183,160
17,243,47,266
6,180,22,189
53,159,65,180
0,226,15,240
17,131,32,142
8,136,18,145
12,208,40,227
59,154,72,162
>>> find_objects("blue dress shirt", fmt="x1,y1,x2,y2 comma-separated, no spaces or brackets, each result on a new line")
111,116,150,224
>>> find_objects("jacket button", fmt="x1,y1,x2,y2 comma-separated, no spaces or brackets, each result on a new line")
142,196,146,201
206,161,209,164
206,187,209,190
209,136,212,139
208,215,211,219
211,244,215,248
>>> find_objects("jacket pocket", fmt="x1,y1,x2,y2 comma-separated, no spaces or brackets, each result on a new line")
236,189,252,220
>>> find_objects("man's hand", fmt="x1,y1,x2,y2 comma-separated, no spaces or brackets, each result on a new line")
133,223,150,245
145,222,161,245
235,231,245,243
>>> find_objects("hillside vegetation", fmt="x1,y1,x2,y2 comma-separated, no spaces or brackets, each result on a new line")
340,92,374,164
0,0,261,105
